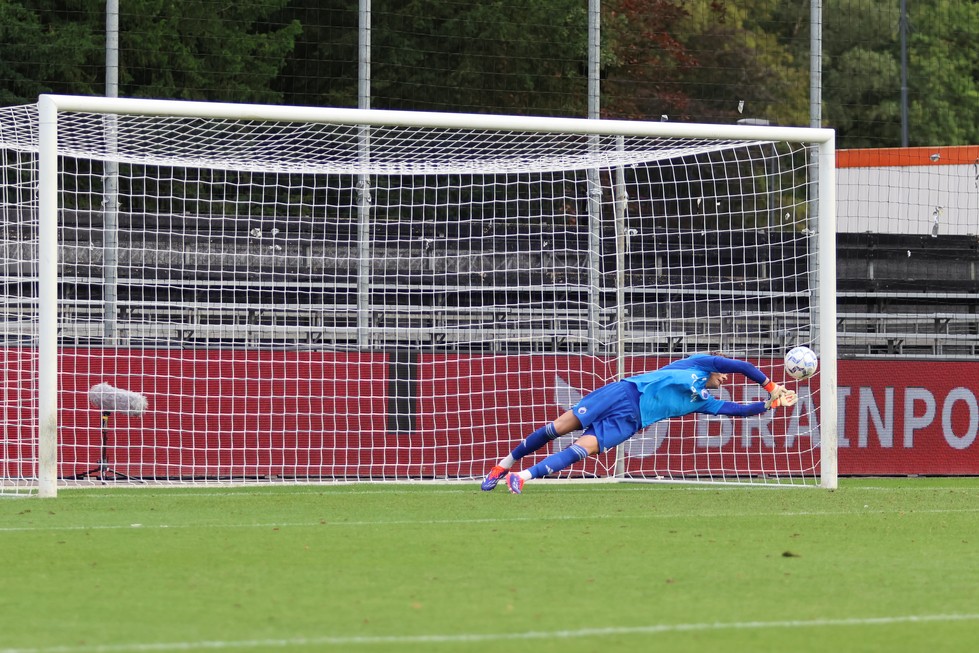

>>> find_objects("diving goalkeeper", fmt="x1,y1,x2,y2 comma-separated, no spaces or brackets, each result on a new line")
481,352,797,494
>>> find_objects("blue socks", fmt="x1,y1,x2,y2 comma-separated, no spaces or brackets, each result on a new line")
506,423,591,480
509,422,560,461
527,444,589,479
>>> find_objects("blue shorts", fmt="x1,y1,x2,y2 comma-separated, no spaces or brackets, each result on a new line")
571,381,643,452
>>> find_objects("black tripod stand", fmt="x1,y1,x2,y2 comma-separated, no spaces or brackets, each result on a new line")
70,410,137,482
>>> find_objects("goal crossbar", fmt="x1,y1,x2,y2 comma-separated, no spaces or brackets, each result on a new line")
41,94,831,142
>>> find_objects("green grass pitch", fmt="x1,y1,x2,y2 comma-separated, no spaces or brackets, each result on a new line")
2,478,978,653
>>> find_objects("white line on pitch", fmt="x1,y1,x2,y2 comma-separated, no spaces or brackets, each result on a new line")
0,613,976,653
2,505,979,533
53,482,979,499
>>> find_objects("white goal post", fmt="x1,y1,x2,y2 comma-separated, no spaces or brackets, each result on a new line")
8,94,836,496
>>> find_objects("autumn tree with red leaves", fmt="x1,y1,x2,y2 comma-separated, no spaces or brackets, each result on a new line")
603,0,808,126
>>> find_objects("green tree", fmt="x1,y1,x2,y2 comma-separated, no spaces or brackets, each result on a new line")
773,0,979,148
905,0,979,145
269,1,359,108
119,0,300,102
602,0,808,125
276,0,590,116
0,0,300,106
673,0,809,126
822,0,903,147
0,1,103,105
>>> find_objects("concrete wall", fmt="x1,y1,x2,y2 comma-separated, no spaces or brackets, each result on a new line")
837,146,979,236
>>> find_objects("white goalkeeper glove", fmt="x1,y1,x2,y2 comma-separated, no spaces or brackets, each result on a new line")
764,380,788,403
765,390,798,410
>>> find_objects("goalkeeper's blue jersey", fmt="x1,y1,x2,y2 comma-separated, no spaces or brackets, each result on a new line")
624,354,766,427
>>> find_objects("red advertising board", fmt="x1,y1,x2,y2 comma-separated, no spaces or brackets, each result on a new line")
835,360,979,475
52,348,392,478
2,350,978,478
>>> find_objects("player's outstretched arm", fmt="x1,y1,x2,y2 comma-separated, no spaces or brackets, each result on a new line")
710,356,789,404
706,356,797,413
711,356,768,385
715,390,797,416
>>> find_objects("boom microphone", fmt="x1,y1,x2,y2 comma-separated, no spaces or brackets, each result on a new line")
88,383,148,417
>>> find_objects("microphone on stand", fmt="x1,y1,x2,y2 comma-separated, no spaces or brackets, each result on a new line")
72,383,148,482
88,382,148,416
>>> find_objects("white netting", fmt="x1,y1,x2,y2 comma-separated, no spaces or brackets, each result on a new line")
21,104,767,175
1,100,829,491
0,108,39,495
836,147,979,359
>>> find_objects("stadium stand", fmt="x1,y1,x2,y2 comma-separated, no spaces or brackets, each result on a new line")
836,232,979,357
5,204,974,358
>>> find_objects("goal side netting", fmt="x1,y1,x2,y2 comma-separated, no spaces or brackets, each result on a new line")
1,96,837,496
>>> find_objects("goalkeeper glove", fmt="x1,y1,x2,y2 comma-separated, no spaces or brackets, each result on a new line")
765,390,798,410
763,380,788,403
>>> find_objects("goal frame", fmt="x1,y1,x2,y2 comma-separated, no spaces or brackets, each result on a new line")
35,94,838,497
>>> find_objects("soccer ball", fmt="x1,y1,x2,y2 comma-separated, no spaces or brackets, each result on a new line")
784,346,818,380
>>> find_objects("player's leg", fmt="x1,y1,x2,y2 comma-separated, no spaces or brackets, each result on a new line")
481,410,581,491
506,410,582,463
505,434,599,494
506,381,642,494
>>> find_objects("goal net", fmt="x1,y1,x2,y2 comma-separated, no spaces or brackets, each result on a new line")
2,96,836,496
